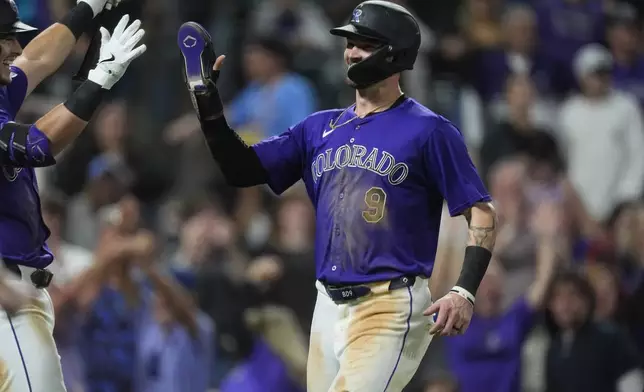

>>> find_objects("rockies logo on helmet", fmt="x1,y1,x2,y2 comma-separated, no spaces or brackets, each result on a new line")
351,8,363,23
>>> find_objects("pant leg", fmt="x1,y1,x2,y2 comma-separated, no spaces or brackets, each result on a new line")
0,286,66,392
329,277,434,392
307,282,343,392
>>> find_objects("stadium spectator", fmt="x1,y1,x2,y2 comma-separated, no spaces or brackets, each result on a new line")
558,43,644,223
41,192,93,392
480,74,558,182
606,2,644,108
253,191,317,333
134,271,213,392
533,0,606,94
227,37,317,141
460,0,504,50
65,153,133,250
542,270,644,392
474,4,555,104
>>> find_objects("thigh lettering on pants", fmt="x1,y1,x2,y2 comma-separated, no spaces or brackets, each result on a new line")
307,278,434,392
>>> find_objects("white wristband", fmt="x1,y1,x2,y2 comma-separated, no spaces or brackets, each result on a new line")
450,286,475,306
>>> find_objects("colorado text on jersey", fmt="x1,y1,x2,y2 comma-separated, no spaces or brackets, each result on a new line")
311,143,410,186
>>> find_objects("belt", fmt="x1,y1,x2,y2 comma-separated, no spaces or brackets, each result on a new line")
4,262,53,289
324,276,416,303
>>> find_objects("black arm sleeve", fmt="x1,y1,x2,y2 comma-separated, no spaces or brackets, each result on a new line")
200,115,269,187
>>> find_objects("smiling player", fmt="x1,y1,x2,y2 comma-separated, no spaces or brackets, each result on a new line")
0,0,146,390
178,1,497,391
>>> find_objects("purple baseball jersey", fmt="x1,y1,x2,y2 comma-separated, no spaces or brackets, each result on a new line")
0,65,53,268
253,97,490,285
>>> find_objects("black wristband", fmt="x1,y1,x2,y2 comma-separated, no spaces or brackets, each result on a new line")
64,80,105,121
455,246,493,295
60,2,95,39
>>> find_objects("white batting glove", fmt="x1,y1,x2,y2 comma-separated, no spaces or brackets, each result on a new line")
78,0,123,17
87,14,147,90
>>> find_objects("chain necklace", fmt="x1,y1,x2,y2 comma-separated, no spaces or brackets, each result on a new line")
328,94,404,131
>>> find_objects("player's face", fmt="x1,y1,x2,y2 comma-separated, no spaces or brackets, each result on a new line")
0,34,22,86
344,38,380,68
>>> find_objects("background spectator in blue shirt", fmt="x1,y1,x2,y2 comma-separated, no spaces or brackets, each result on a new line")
227,37,317,141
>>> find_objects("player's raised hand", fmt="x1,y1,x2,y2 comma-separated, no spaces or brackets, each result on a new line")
87,14,147,90
424,292,474,336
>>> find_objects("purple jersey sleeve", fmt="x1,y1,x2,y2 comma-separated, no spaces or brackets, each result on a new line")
7,66,28,115
251,120,306,195
425,118,491,216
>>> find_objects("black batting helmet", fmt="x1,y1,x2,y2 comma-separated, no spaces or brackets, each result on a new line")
330,0,420,89
0,0,37,36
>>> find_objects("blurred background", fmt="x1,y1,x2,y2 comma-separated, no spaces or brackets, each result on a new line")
14,0,644,391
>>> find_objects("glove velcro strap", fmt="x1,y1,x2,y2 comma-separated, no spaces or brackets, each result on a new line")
87,68,112,89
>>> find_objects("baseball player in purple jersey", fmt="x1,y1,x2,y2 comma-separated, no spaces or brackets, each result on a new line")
0,0,146,390
178,1,498,391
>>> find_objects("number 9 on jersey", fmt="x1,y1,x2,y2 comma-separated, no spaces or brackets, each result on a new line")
362,187,387,223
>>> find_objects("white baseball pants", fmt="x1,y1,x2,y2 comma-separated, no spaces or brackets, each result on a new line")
307,277,434,392
0,266,66,392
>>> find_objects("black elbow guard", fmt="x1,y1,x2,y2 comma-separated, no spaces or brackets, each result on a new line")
0,122,56,167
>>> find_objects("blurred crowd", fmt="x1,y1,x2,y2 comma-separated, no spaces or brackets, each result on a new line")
11,0,644,391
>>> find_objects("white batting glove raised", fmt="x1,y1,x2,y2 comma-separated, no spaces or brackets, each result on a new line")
87,14,147,90
78,0,123,17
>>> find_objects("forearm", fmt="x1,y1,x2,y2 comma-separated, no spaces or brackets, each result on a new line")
200,108,269,187
44,78,104,156
526,238,558,308
452,202,497,301
13,2,97,94
144,267,198,336
35,103,88,157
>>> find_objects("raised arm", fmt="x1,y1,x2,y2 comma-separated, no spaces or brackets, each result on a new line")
178,22,305,194
0,15,145,165
12,0,115,95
